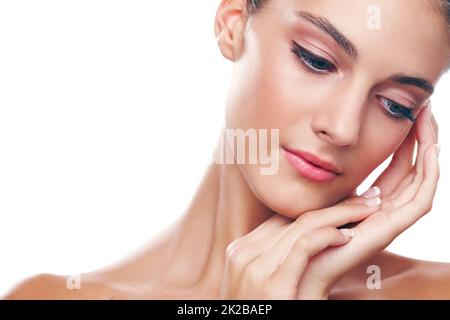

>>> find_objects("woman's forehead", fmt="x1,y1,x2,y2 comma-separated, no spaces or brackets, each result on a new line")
255,0,450,83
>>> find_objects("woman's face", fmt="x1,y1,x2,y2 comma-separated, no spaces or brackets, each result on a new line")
219,0,449,218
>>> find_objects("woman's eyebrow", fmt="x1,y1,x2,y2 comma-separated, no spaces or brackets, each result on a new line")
390,74,435,94
293,10,435,95
294,10,358,60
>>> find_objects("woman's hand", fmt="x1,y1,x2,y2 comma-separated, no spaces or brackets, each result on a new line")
296,103,439,298
219,104,439,299
219,193,382,299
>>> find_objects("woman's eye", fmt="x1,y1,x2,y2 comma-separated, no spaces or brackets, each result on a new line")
379,97,416,123
290,41,336,74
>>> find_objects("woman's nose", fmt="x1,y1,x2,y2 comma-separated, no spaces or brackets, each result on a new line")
310,91,367,148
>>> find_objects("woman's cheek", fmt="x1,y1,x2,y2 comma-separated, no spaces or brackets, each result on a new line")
355,121,412,182
253,66,314,129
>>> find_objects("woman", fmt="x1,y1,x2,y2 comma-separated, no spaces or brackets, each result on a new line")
4,0,450,299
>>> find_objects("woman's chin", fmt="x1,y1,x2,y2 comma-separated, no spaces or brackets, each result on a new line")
240,162,357,218
252,181,342,219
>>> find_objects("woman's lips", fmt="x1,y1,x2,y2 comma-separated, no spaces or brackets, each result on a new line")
282,147,340,183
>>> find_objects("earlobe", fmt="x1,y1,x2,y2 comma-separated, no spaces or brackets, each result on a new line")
214,0,248,61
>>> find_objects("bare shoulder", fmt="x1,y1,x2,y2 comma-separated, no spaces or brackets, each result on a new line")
400,256,450,299
2,273,128,300
2,241,168,300
331,251,450,299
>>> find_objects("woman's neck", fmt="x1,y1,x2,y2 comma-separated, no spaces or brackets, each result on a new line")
160,130,276,297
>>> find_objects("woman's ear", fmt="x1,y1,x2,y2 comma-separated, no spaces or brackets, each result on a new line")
214,0,249,61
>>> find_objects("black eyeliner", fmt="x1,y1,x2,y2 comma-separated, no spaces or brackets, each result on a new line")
290,40,336,73
290,41,417,123
381,97,417,122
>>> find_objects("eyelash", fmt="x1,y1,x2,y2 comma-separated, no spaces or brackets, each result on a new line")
377,96,416,123
290,40,336,74
290,40,416,123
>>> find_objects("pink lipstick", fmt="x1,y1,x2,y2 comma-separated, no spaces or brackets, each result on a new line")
282,147,341,183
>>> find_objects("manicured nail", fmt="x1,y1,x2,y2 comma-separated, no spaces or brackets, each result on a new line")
361,186,381,198
365,197,381,206
435,143,440,158
340,228,354,238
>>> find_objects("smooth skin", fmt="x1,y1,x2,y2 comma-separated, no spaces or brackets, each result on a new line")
3,0,450,299
2,106,448,300
221,105,440,299
4,106,445,299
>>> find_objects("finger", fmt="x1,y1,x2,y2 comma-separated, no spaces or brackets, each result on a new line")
413,105,436,173
326,145,437,283
386,106,438,208
270,227,351,290
254,196,381,272
385,103,438,202
429,102,438,142
294,145,439,289
372,101,432,200
374,101,433,199
300,194,381,229
383,170,414,204
236,214,291,245
388,143,440,235
225,224,288,274
371,125,416,197
431,112,438,143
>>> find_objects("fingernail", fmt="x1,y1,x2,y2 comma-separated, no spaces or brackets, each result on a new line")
340,228,354,238
435,143,440,158
361,186,381,198
365,196,381,206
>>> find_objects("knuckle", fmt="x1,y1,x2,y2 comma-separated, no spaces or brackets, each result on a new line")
225,243,248,268
414,198,433,214
295,212,315,226
225,240,239,256
293,236,310,252
324,226,339,237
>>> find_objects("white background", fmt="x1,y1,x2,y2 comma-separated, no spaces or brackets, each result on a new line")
0,1,449,296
